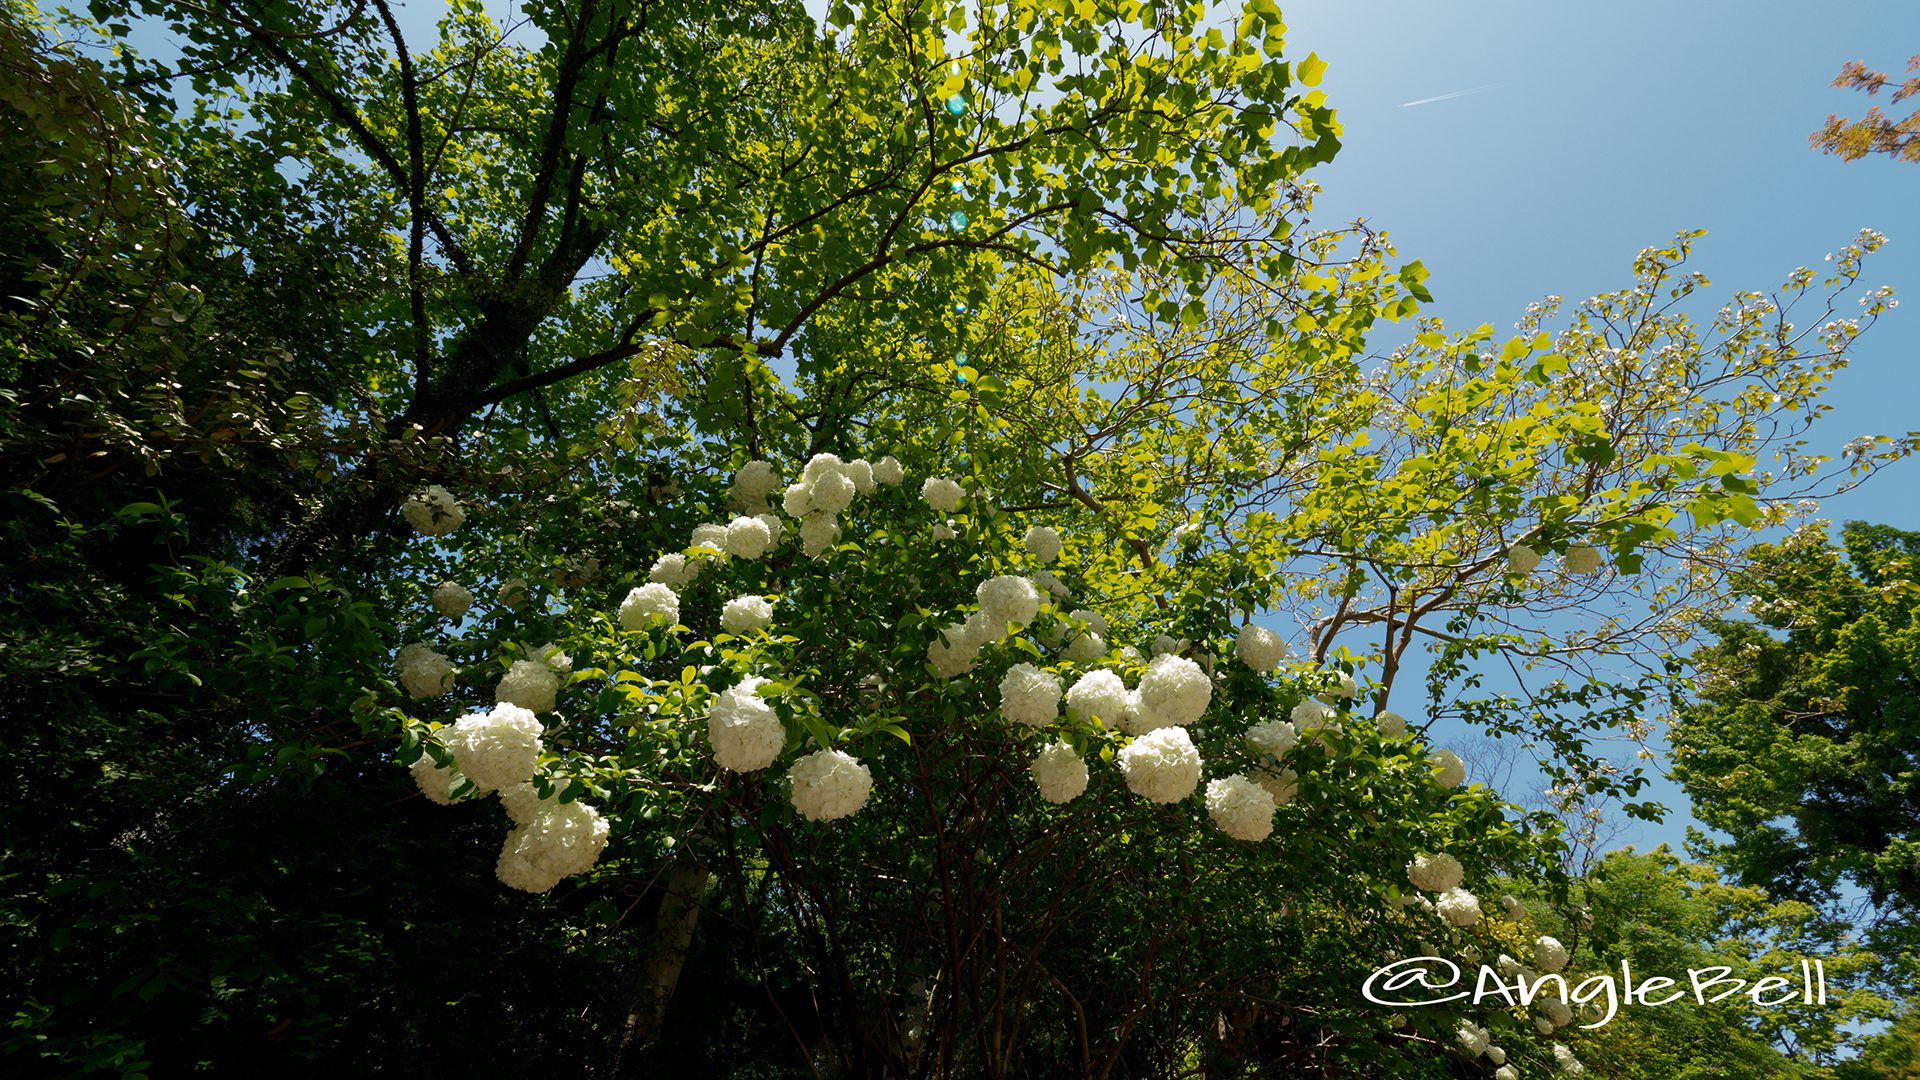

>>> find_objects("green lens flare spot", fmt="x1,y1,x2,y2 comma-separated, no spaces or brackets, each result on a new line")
945,94,966,116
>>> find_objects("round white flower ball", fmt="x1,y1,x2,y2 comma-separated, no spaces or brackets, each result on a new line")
724,515,773,560
689,522,730,556
788,748,873,822
1205,773,1277,841
1535,935,1569,974
1487,1045,1507,1066
619,582,680,630
1065,669,1129,727
397,643,455,699
1456,1021,1490,1057
1117,726,1203,803
1494,1066,1519,1080
401,484,465,535
843,458,875,494
810,469,857,515
1500,895,1526,919
873,456,905,485
1407,852,1464,893
1235,624,1285,672
1245,719,1299,759
1431,748,1467,787
499,780,558,825
1134,653,1210,729
1061,630,1106,663
1254,765,1298,805
1507,543,1542,574
442,702,544,794
1553,1042,1585,1074
977,574,1040,632
1374,710,1407,738
410,751,463,805
781,481,815,518
801,452,845,482
730,459,781,511
495,658,561,714
649,552,700,588
999,663,1063,727
799,513,839,558
709,677,786,772
496,577,530,611
1436,887,1482,926
495,799,610,893
1024,525,1062,564
431,581,473,620
1030,740,1088,803
1565,542,1605,574
1151,634,1183,656
928,620,983,678
922,476,963,512
721,594,774,636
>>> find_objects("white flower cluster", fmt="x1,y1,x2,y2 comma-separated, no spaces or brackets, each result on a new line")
410,751,464,805
1244,719,1299,759
402,484,465,535
441,703,544,794
1407,852,1464,893
782,454,877,558
999,663,1063,727
1374,710,1407,738
708,676,787,772
788,748,873,821
1030,740,1088,803
1236,623,1285,672
1065,669,1128,727
1535,934,1569,973
1494,1066,1518,1080
1254,766,1298,805
873,456,905,485
1291,699,1339,744
921,476,963,512
649,552,701,588
730,460,782,513
496,645,569,714
721,594,774,636
496,797,611,894
1205,773,1276,841
1564,542,1605,575
619,582,680,630
496,577,530,611
397,643,455,699
1507,543,1542,574
1060,608,1106,662
1130,654,1210,731
1553,1043,1586,1074
978,574,1040,633
1456,1021,1490,1057
1024,525,1061,564
431,580,473,620
1431,748,1466,787
1436,887,1482,926
1116,726,1202,803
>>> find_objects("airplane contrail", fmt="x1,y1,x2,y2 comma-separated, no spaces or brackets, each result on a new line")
1400,84,1504,108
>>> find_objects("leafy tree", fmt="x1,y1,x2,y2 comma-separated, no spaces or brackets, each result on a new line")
1813,55,1920,164
1673,522,1920,971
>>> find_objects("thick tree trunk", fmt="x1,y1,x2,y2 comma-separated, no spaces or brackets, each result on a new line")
609,858,711,1075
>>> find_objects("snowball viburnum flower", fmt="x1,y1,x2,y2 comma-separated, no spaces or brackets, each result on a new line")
788,748,873,822
431,581,474,620
496,658,562,714
730,459,781,512
619,582,680,630
1431,748,1467,787
1117,726,1203,804
495,799,610,893
1437,887,1482,926
708,677,786,772
1565,542,1605,574
799,514,839,558
496,577,531,611
649,552,701,588
1024,525,1062,564
1245,719,1299,759
1235,624,1285,672
1456,1022,1490,1057
999,663,1063,727
1535,935,1569,974
977,574,1040,632
1407,852,1464,893
397,643,455,699
720,594,774,636
1030,740,1088,803
410,751,464,805
922,476,963,512
1065,669,1129,727
873,456,905,485
1133,653,1210,729
1205,773,1277,841
689,522,730,557
928,620,984,678
1507,543,1542,574
442,702,544,794
401,484,465,535
724,515,772,560
1254,765,1298,805
1374,710,1407,738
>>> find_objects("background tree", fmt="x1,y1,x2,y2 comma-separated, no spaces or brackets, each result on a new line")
1813,55,1920,164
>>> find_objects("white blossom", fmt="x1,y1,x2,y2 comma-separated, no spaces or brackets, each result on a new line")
431,581,474,620
1507,543,1542,574
1254,766,1298,805
1407,852,1464,893
1500,895,1526,919
873,456,905,485
442,702,544,794
1534,1017,1555,1035
1031,740,1088,803
650,552,701,588
1061,630,1106,663
495,799,610,893
1553,1042,1585,1074
782,481,815,518
1117,726,1203,803
1065,669,1129,727
1205,773,1276,841
402,484,465,535
1431,748,1467,787
1437,887,1482,926
721,594,774,636
788,748,873,822
1535,935,1569,974
619,582,680,630
1245,719,1299,759
1133,653,1210,729
999,663,1063,727
499,780,559,825
1024,525,1062,564
977,574,1040,632
1494,1066,1518,1080
809,470,856,515
730,460,781,512
410,751,463,805
1486,1045,1507,1066
1151,634,1186,657
922,476,963,512
709,677,786,772
799,513,840,558
496,577,530,611
843,458,875,495
1456,1021,1490,1057
724,515,773,560
756,512,784,549
496,658,562,714
1564,543,1605,575
1236,624,1285,672
1030,569,1069,598
397,643,455,699
689,522,730,557
1068,609,1108,636
930,520,957,542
